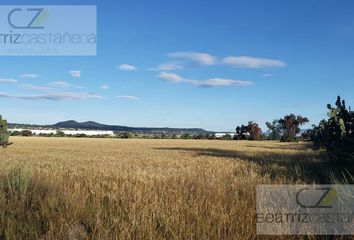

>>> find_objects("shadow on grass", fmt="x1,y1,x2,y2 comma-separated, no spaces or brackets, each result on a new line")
155,147,331,183
243,142,318,151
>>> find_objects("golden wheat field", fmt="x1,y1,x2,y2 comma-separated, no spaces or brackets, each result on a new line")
0,137,330,240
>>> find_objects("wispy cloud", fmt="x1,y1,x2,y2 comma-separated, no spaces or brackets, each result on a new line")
0,78,17,84
20,74,39,79
222,56,286,68
117,64,137,71
157,72,183,83
100,84,110,90
0,92,103,101
168,52,216,66
157,72,253,88
186,78,253,87
48,81,83,89
262,73,274,78
20,84,56,91
150,63,183,71
20,82,82,91
69,70,81,78
116,95,139,101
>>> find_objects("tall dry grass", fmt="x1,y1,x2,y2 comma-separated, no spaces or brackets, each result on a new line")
0,137,329,239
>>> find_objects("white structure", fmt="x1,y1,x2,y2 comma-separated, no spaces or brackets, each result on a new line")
215,132,235,138
8,129,114,136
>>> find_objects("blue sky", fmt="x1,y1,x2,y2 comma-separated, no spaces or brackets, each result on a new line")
1,0,354,132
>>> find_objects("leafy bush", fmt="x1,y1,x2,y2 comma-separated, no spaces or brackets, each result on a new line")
0,115,11,145
221,134,233,140
205,133,216,140
21,130,33,137
181,133,192,139
117,132,132,139
193,134,206,139
0,115,8,135
311,96,354,164
56,130,66,137
10,131,22,136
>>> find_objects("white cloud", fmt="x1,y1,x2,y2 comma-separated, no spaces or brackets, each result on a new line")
262,73,274,78
20,84,55,91
116,96,139,101
150,63,183,71
157,72,183,83
48,81,83,89
0,92,103,101
168,52,216,66
100,84,110,90
186,78,253,87
156,72,253,88
21,82,83,91
0,78,17,84
69,70,81,78
117,64,137,71
222,56,286,68
20,74,39,79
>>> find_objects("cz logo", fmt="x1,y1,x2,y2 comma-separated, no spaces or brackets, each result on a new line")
8,8,47,29
296,187,337,209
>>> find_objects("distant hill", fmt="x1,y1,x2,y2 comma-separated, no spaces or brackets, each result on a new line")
10,120,211,135
52,120,111,129
53,120,211,134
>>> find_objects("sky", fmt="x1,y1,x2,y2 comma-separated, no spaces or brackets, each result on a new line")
0,0,354,132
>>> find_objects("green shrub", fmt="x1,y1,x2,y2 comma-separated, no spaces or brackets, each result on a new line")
21,130,33,137
311,96,354,165
221,134,232,140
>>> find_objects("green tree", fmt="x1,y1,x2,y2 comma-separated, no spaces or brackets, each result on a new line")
234,121,262,140
234,125,248,140
278,114,309,142
247,121,262,140
266,120,282,140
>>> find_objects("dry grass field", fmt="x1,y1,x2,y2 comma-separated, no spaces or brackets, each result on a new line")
0,137,330,239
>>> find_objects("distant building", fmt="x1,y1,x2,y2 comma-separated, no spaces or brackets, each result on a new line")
8,128,114,136
215,132,235,138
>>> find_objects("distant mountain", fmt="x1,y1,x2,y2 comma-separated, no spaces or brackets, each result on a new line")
48,120,210,134
52,120,110,129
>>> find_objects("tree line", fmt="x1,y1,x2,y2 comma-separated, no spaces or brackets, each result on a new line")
235,96,354,165
234,115,309,142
